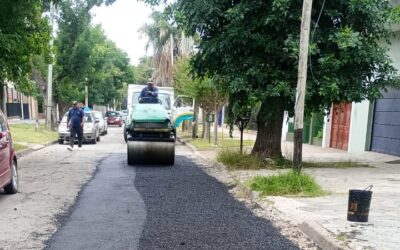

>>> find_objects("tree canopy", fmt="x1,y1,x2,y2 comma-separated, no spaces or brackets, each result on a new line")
54,0,134,111
0,0,51,93
168,0,400,158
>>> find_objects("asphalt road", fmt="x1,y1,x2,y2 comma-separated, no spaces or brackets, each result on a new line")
46,133,298,249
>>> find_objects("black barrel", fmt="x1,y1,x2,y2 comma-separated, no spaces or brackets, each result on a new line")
347,186,373,222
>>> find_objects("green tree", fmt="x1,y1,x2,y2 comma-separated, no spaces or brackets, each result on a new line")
0,0,52,94
174,57,227,142
171,0,399,159
54,0,131,115
86,25,134,106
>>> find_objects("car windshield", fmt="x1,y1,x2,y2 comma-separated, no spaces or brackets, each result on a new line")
61,111,93,122
132,92,171,110
61,113,68,123
93,112,103,120
106,111,119,117
85,113,93,123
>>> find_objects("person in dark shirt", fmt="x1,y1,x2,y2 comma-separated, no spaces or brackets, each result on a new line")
140,79,159,99
67,101,85,151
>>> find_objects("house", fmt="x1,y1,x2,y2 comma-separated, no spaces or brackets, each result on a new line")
0,81,42,120
283,1,400,156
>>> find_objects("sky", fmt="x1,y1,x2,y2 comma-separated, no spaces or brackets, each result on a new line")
91,0,154,65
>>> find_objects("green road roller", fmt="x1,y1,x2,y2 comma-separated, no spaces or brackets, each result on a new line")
125,97,176,165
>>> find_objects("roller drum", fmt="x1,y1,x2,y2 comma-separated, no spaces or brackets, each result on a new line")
127,141,175,165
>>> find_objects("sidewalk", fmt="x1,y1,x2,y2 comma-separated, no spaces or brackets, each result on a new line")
7,118,46,125
186,129,400,250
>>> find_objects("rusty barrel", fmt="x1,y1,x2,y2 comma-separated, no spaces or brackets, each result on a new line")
347,186,373,222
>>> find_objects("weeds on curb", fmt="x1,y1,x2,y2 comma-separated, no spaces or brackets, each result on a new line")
217,150,371,170
217,150,269,170
248,170,326,197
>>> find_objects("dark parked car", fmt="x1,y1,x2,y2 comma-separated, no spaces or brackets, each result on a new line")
0,110,18,194
105,111,123,127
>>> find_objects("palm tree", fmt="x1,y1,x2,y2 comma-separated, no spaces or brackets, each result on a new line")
140,11,181,87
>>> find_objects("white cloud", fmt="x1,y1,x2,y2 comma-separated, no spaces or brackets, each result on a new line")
91,0,153,65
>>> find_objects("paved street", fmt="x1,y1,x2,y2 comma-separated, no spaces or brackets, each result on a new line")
1,127,307,249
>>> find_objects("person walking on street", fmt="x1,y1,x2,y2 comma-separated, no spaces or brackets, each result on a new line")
67,101,85,151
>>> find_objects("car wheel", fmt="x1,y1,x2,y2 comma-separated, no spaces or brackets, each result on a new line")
58,139,64,145
4,159,18,194
119,123,122,127
105,129,108,135
92,138,97,144
97,134,100,142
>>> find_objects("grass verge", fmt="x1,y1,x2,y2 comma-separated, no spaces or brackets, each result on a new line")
13,143,28,152
218,150,371,170
217,150,273,170
248,170,326,197
10,124,58,145
189,138,254,150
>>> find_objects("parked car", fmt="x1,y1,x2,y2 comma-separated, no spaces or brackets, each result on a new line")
58,111,101,144
0,109,18,194
121,110,128,121
105,111,123,127
92,111,107,135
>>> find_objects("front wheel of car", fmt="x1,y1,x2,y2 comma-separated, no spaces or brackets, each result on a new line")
4,159,18,194
58,139,64,145
96,133,100,142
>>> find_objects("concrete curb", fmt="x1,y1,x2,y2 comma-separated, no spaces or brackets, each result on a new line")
16,140,58,158
178,136,347,250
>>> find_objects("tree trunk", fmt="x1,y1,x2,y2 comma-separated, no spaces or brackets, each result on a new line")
0,82,7,116
204,121,209,140
202,109,207,139
192,100,199,139
214,105,219,145
251,99,285,159
51,103,58,130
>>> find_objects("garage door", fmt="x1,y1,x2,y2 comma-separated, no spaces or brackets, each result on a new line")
371,89,400,156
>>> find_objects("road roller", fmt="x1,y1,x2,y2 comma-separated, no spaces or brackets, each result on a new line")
126,97,176,165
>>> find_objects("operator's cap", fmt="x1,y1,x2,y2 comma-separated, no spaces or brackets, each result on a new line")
72,101,78,105
147,78,153,84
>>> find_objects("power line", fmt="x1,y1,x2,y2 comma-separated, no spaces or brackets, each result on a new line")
309,0,326,85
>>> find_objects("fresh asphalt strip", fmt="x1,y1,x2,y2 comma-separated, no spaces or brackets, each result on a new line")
46,152,298,250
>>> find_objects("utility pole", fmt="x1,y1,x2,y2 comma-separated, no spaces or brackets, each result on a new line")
85,85,88,107
20,93,24,120
170,33,174,66
293,0,313,172
46,1,55,131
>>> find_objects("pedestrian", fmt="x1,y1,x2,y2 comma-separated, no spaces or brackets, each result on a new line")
67,101,85,151
140,79,159,99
